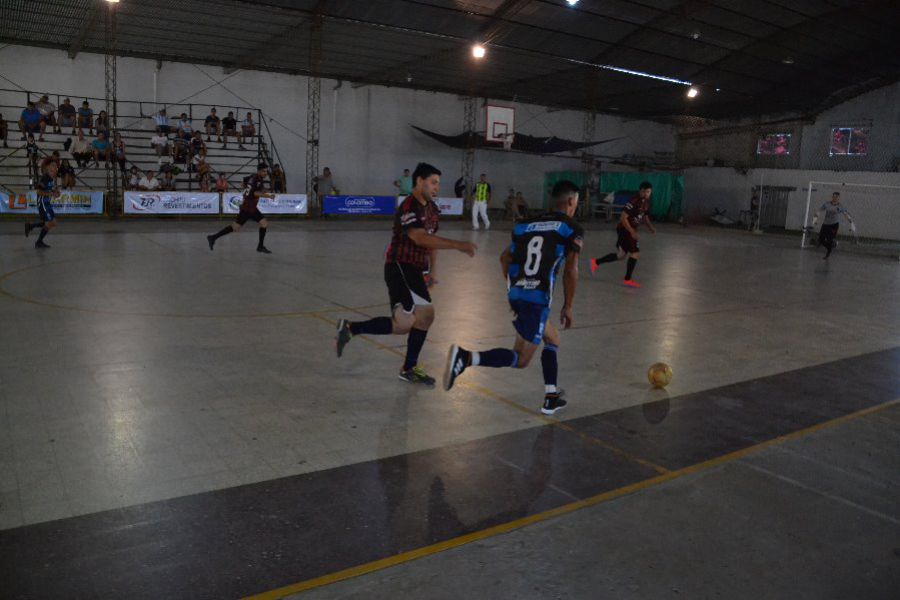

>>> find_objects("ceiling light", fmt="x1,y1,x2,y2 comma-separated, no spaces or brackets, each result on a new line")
105,0,120,3
687,87,699,98
782,57,794,65
472,44,486,59
691,31,701,40
566,0,579,5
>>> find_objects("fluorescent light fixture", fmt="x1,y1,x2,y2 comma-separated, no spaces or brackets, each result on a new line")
687,87,699,98
566,0,580,5
472,44,486,59
105,0,120,3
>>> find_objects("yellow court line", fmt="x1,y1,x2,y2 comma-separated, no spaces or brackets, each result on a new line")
242,397,900,600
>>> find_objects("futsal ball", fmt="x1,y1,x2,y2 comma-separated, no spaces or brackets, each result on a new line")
647,363,673,388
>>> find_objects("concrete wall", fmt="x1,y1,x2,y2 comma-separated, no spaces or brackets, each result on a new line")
0,45,676,207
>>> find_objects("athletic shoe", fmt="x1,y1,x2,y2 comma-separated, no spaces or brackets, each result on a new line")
336,319,352,358
622,279,641,288
399,366,435,386
257,246,272,254
34,241,50,249
590,258,599,276
541,389,567,415
207,235,215,251
443,344,470,391
24,223,32,238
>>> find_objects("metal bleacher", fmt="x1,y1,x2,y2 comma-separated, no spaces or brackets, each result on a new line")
0,89,285,214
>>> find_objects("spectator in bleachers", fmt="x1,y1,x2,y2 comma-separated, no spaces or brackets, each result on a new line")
239,112,255,149
204,108,221,143
71,130,92,167
215,173,229,197
58,98,76,133
91,131,112,166
25,134,40,182
161,169,176,191
197,159,211,192
221,111,237,149
172,135,188,165
127,166,141,190
77,101,94,134
151,127,170,158
513,191,528,221
59,159,76,189
272,164,286,193
19,101,45,140
189,131,206,157
138,169,160,191
177,113,193,140
112,131,128,182
95,110,110,136
154,108,170,135
36,95,58,134
0,113,8,148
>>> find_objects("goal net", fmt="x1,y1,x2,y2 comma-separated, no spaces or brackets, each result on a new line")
800,181,900,259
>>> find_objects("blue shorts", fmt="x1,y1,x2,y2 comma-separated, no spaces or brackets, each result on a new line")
510,300,550,345
38,197,55,222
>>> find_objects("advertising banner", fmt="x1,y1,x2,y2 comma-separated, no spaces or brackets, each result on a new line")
323,195,395,216
124,191,219,214
223,193,308,214
1,190,104,214
395,196,464,216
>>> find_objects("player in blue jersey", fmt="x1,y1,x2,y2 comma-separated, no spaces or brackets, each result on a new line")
443,180,583,415
25,160,60,248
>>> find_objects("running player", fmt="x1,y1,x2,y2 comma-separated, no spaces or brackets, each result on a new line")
207,163,273,253
25,160,60,249
336,162,477,385
590,181,655,287
811,191,855,259
443,180,583,415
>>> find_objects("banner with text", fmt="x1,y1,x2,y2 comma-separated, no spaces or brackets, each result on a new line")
0,190,104,214
124,191,219,214
323,195,396,216
396,196,464,216
223,193,308,214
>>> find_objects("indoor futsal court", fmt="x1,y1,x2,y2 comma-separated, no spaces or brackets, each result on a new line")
0,1,899,599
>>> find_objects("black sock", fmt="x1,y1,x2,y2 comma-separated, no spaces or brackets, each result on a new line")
472,348,518,368
595,253,618,264
349,317,393,336
28,221,43,230
37,227,49,243
211,226,232,240
825,241,833,258
403,328,428,371
258,227,267,248
625,257,637,280
541,344,559,393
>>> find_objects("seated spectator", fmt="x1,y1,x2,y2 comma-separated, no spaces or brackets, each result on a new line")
272,164,286,193
221,111,237,149
177,113,193,140
91,131,112,166
204,108,221,142
215,173,229,196
150,127,170,157
25,134,40,181
0,113,8,148
160,169,176,191
194,154,210,187
58,98,76,133
513,191,528,221
95,110,110,136
19,101,45,140
36,95,58,134
239,112,255,149
138,169,160,191
127,166,141,190
189,130,206,159
172,136,189,165
71,129,92,167
153,108,170,135
77,101,94,134
59,159,76,189
112,131,127,180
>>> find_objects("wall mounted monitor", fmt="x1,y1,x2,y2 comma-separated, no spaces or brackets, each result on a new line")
830,127,868,156
757,133,791,155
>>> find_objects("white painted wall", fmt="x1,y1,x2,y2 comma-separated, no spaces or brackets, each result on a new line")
0,45,675,207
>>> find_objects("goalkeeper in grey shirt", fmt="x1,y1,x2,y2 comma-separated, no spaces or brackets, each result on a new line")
811,192,855,259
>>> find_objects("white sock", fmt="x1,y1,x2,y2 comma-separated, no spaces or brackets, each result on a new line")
545,385,558,394
470,351,480,366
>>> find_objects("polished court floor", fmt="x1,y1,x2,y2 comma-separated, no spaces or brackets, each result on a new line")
0,219,898,599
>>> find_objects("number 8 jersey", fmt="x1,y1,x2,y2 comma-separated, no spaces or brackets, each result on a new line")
508,212,584,307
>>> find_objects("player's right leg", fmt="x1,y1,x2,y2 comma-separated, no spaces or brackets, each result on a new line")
207,218,241,250
539,320,566,415
336,263,415,357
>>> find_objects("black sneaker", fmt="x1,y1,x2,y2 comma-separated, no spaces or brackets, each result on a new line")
257,246,272,254
207,235,215,251
399,366,435,386
34,241,51,249
24,223,32,238
443,344,470,391
541,389,567,415
336,319,352,358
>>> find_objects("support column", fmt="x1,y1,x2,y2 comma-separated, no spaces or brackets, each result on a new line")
306,14,323,214
104,1,119,216
461,96,477,207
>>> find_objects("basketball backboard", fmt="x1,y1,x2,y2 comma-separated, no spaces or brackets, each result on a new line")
485,105,515,143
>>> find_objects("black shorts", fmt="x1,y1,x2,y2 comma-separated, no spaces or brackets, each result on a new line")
616,227,639,254
235,208,264,225
384,262,432,313
819,223,839,245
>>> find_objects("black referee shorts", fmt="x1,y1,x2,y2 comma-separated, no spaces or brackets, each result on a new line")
384,262,432,313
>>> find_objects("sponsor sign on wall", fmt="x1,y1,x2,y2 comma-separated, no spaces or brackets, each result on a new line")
323,195,396,216
0,190,104,214
395,196,464,215
124,192,219,214
222,193,308,214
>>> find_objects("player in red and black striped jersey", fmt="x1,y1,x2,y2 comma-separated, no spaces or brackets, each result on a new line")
336,162,478,386
590,181,656,287
207,163,274,253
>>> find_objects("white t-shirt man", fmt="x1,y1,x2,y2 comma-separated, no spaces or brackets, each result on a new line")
151,134,169,154
138,174,160,191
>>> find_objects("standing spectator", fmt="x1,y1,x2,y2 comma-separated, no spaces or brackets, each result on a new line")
59,159,76,189
71,130,92,167
127,166,141,190
95,110,110,136
393,168,412,196
472,173,491,230
91,131,112,166
221,111,237,149
215,173,229,197
239,112,255,149
177,113,193,140
35,95,57,134
112,131,128,183
271,164,286,193
138,169,160,191
161,169,176,191
19,101,45,140
77,101,94,134
58,98,77,133
313,167,338,201
150,127,170,158
197,159,211,192
204,108,221,142
0,113,8,148
153,108,171,135
25,134,40,182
